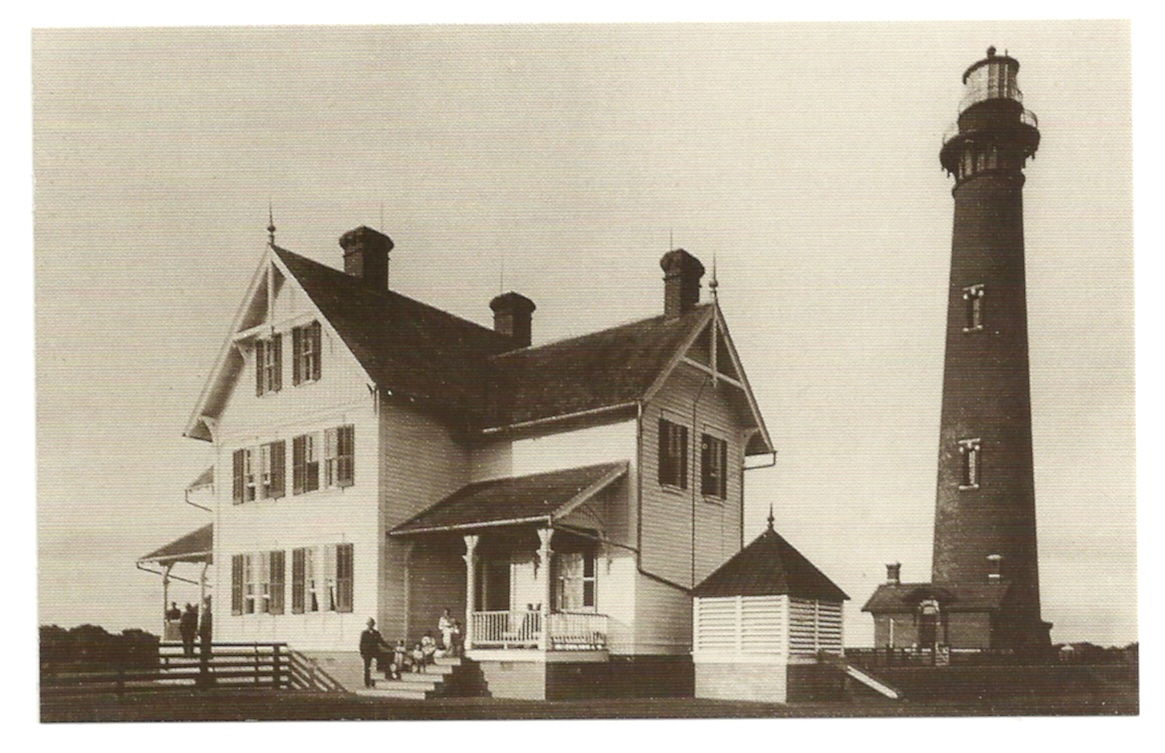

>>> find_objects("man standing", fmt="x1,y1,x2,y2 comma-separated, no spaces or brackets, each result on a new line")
359,618,388,688
179,603,198,658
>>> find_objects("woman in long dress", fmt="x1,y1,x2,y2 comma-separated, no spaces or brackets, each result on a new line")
438,608,454,655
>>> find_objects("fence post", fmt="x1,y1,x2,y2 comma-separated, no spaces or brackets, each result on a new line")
254,644,261,685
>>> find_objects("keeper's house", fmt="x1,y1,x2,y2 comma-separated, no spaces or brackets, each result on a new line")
144,224,775,699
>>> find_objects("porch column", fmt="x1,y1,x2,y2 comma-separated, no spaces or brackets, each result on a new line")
162,563,173,636
463,535,479,651
537,528,553,651
199,562,210,613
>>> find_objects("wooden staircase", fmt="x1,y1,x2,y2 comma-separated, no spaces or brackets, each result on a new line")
355,656,485,700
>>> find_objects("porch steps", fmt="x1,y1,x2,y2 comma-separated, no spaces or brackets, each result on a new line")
356,656,484,700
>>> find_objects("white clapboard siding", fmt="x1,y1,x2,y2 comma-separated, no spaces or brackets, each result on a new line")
740,595,784,653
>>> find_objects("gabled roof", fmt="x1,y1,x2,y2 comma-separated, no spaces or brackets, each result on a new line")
486,305,714,429
692,519,849,601
273,246,515,415
862,582,1012,613
391,462,628,535
138,523,214,565
186,466,214,492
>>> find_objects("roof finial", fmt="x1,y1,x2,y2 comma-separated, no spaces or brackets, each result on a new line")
710,253,719,302
766,504,774,530
267,201,277,246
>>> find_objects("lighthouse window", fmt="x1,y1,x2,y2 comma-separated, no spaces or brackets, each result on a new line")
962,284,985,332
958,438,982,490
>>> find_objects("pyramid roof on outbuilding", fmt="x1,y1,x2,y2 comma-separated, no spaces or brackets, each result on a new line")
692,516,848,601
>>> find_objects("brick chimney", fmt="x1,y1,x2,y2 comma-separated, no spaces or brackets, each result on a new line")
339,226,393,289
490,292,536,348
987,554,1004,583
886,562,902,585
660,249,705,318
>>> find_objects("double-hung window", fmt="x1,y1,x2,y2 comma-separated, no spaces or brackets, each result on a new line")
658,419,689,489
324,425,355,488
243,554,256,614
701,433,729,500
292,321,322,385
233,448,258,503
292,547,320,613
555,552,597,612
255,334,282,396
292,434,320,494
260,441,286,499
268,550,286,615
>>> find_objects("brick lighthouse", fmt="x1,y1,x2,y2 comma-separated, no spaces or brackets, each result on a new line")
864,48,1052,654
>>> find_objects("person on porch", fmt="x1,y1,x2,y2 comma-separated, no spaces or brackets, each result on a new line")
179,603,198,657
359,618,389,688
438,608,454,655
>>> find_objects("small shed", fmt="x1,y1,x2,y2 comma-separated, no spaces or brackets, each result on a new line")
691,514,849,703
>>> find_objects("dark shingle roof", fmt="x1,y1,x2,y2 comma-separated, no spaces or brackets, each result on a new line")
273,246,515,415
692,522,849,601
392,462,627,535
486,304,713,428
139,523,214,564
186,466,214,491
862,582,1012,613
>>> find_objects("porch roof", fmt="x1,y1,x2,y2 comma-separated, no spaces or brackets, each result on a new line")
138,523,214,565
390,461,628,535
862,582,1012,613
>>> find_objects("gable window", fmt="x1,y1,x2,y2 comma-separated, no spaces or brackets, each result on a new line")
292,434,320,494
962,284,985,332
324,425,355,488
658,419,688,489
701,433,729,500
255,334,282,396
260,441,286,499
555,552,597,612
958,438,982,490
233,448,257,503
292,321,322,385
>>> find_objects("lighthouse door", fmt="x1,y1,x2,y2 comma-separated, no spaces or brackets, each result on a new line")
918,600,940,650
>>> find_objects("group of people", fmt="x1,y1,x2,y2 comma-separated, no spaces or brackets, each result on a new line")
358,608,465,688
166,597,213,658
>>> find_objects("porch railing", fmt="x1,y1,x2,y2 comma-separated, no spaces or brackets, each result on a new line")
470,610,607,650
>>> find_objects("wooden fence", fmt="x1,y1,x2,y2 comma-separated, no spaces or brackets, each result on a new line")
41,642,292,695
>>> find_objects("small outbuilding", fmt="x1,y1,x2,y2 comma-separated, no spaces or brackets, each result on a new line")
691,512,849,703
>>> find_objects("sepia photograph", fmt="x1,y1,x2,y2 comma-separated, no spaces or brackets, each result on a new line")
31,15,1137,730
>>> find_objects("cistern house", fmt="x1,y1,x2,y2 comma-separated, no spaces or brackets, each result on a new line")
147,224,777,698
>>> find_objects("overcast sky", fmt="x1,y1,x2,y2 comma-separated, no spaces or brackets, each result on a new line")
33,21,1134,647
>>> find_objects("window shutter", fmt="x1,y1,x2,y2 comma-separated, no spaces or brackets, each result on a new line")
338,425,354,487
232,450,245,504
255,339,266,396
679,425,689,489
231,555,243,615
658,419,669,485
292,435,305,495
292,326,303,385
270,550,285,615
336,543,354,613
310,321,322,381
291,548,305,614
719,438,729,498
270,441,286,498
271,333,282,392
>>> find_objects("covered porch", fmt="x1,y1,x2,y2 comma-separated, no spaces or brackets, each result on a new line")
136,523,214,640
392,462,627,658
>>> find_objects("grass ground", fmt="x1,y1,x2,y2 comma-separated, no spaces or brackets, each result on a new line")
40,682,1137,723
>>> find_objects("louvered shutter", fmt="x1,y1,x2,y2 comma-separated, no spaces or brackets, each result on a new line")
232,449,245,504
336,543,354,613
310,321,322,381
271,333,282,392
255,339,266,396
719,437,729,498
292,326,303,385
679,424,689,489
291,548,305,614
269,441,286,498
658,419,670,485
292,435,305,495
269,550,286,615
337,425,354,487
231,555,243,615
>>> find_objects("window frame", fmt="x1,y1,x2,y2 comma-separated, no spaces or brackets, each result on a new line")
324,425,355,489
700,431,729,500
962,284,985,333
292,321,322,386
958,437,982,490
292,433,320,495
554,551,598,613
658,418,689,490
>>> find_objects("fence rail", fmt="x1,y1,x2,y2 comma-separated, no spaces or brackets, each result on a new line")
41,642,291,694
